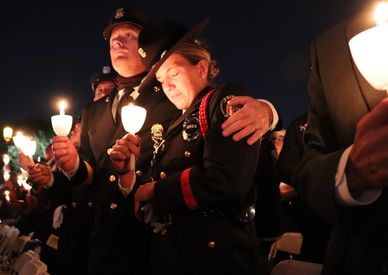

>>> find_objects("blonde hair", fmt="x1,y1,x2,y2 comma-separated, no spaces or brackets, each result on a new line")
175,39,220,83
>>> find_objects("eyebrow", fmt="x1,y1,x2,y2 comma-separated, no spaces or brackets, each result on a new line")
156,65,176,81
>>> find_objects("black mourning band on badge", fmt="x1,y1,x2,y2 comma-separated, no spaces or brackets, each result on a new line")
182,114,200,141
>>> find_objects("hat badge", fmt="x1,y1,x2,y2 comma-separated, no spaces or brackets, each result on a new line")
102,66,111,74
115,8,125,19
138,47,147,58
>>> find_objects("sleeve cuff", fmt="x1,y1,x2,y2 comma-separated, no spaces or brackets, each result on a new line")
258,99,279,130
62,155,80,180
335,145,382,206
43,170,54,189
118,173,136,197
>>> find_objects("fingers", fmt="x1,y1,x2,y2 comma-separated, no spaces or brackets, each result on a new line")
110,150,128,162
28,164,50,185
247,130,262,146
221,97,270,145
112,136,141,157
221,106,247,133
226,95,251,107
357,98,388,135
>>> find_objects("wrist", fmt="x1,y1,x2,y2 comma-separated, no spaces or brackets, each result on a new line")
119,171,135,189
345,157,367,197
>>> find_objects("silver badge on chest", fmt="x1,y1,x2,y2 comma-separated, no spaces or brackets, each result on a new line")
182,114,200,141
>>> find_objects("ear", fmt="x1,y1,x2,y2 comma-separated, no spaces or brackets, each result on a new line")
198,59,209,80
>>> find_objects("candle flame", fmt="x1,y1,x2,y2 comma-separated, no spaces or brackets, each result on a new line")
58,100,67,115
375,1,388,26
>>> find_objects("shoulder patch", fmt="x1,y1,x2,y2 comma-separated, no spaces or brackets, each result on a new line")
220,95,240,118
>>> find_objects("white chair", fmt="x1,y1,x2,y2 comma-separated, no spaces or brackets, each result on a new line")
268,232,303,261
19,258,47,275
270,259,323,275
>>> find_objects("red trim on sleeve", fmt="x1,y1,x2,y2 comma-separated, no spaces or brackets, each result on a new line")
199,88,217,137
180,168,199,209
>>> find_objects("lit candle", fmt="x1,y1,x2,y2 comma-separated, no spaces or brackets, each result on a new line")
51,100,73,136
349,1,388,92
3,171,10,182
17,174,23,187
12,132,36,162
3,126,13,143
121,103,147,172
3,154,10,165
4,190,10,202
12,131,26,149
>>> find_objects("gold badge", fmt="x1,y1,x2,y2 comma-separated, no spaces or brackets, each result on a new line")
151,124,164,143
115,8,125,19
220,95,240,118
138,47,147,58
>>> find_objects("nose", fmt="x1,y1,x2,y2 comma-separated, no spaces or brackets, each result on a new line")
163,79,175,94
111,38,123,49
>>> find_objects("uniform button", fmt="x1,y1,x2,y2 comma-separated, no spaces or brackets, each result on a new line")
88,202,93,208
160,171,166,179
136,170,142,177
154,86,161,93
109,175,116,182
107,148,113,155
110,203,117,210
184,151,191,158
72,202,77,208
208,241,216,248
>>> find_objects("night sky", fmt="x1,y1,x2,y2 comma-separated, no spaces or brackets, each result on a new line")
0,0,373,130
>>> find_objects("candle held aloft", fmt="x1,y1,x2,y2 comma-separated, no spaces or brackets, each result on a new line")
51,100,73,136
121,103,147,172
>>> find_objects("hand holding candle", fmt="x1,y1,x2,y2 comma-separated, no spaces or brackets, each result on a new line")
51,100,73,136
121,103,147,171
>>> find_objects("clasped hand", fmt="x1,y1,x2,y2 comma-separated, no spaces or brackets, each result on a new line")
110,133,141,173
51,136,78,173
347,97,388,195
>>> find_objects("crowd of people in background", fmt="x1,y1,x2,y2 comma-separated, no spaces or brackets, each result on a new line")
1,1,388,275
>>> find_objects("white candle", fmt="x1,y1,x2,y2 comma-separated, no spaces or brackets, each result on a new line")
121,103,147,172
51,100,73,136
3,154,10,165
4,190,10,202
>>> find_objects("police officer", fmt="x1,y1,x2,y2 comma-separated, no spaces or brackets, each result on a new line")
49,6,278,275
111,19,269,275
90,65,116,102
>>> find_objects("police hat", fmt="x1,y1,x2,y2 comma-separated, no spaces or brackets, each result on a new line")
137,18,209,91
90,66,116,91
103,7,151,41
